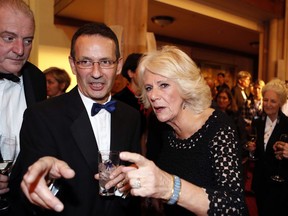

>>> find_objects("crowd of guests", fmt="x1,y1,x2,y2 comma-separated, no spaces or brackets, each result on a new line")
1,1,288,216
205,71,288,215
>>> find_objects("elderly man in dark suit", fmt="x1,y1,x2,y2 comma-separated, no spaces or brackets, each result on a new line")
9,23,141,216
0,0,46,208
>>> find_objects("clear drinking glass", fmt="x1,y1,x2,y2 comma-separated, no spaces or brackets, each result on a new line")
270,134,288,183
0,135,17,211
248,127,257,161
98,150,120,196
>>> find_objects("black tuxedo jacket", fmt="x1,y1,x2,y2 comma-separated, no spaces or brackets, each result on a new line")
22,61,47,106
10,87,141,216
231,85,249,110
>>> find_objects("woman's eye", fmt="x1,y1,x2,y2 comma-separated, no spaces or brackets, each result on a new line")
145,86,152,92
160,83,169,88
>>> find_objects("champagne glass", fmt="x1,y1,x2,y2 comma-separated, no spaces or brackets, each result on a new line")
270,134,288,183
0,135,17,211
248,127,257,161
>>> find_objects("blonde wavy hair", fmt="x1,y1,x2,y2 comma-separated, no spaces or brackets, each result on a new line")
137,45,212,114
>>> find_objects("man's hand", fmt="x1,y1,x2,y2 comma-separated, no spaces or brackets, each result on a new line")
21,156,75,212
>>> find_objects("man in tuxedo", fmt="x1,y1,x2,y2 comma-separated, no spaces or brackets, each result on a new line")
231,70,251,111
9,23,141,216
0,0,46,206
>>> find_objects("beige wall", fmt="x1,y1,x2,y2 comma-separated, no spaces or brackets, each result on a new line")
29,0,77,92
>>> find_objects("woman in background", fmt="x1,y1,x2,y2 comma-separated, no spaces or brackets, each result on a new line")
43,67,71,98
249,78,288,216
215,88,248,150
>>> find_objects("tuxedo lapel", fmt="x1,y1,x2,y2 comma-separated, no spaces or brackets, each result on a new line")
23,69,36,106
110,107,119,151
71,110,99,173
110,102,127,152
68,88,99,173
257,117,266,154
266,116,284,152
22,61,46,106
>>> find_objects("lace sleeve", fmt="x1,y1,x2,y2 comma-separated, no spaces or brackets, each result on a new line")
206,125,247,215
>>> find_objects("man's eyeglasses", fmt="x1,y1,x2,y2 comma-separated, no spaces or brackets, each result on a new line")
75,59,118,69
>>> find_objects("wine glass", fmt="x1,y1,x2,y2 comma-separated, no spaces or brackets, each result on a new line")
247,127,257,161
0,135,17,211
270,134,288,183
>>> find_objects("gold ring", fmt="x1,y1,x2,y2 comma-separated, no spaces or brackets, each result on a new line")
120,180,126,187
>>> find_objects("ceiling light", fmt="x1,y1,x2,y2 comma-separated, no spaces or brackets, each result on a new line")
151,16,175,27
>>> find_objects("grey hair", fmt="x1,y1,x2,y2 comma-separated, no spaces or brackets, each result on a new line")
0,0,35,29
262,78,287,107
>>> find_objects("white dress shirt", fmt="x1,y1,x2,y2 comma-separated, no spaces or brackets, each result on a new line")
264,116,277,150
0,77,26,157
79,90,124,197
79,89,112,151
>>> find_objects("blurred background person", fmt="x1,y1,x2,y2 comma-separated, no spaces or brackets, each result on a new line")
249,78,288,216
43,67,71,98
216,72,230,92
215,88,248,151
231,70,252,111
113,53,143,112
242,79,265,127
111,74,128,95
282,80,288,116
113,53,147,155
205,76,217,100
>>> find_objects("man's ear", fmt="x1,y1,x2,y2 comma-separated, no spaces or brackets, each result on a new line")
68,56,77,75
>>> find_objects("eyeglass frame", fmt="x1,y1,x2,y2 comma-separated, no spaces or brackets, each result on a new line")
73,58,119,69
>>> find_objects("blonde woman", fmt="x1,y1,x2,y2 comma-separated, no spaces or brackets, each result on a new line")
120,46,247,215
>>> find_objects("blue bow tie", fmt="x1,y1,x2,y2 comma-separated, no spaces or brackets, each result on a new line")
91,100,117,116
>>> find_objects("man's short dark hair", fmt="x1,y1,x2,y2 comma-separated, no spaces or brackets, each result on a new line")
70,23,120,60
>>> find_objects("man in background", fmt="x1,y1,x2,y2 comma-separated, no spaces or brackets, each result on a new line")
216,72,230,92
231,70,251,111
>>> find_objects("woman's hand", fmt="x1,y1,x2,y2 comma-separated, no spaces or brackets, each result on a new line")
119,151,173,201
245,140,256,152
273,141,288,160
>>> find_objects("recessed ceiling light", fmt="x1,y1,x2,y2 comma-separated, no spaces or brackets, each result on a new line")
151,16,175,27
